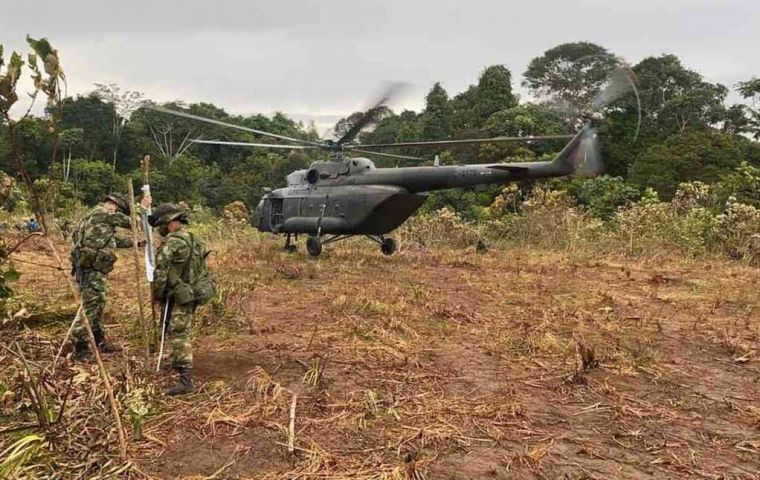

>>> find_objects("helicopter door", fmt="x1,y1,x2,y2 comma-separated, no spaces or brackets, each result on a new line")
270,198,284,228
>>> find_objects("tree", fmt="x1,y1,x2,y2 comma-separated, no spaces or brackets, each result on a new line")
633,55,727,135
523,42,618,111
737,78,760,139
60,94,116,161
630,129,754,199
132,101,197,163
421,82,453,141
58,127,83,181
93,83,145,171
333,106,392,140
451,65,518,131
484,103,566,137
474,65,518,123
69,159,123,205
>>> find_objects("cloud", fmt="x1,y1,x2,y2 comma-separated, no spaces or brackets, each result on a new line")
2,0,758,123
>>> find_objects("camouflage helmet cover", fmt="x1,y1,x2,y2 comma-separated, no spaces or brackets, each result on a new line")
148,202,187,227
103,193,130,215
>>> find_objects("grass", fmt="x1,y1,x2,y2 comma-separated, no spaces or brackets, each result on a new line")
1,218,759,479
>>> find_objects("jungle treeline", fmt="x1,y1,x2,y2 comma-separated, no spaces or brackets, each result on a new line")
1,41,759,219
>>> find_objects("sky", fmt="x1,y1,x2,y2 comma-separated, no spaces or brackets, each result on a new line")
1,0,758,134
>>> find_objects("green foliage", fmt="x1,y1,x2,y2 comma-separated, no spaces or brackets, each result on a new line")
472,65,518,124
630,129,750,199
572,176,641,219
0,239,21,299
421,186,500,221
153,155,209,205
715,161,760,207
0,47,25,114
421,82,453,141
633,55,727,136
69,159,124,205
523,42,617,109
26,36,65,112
737,77,760,139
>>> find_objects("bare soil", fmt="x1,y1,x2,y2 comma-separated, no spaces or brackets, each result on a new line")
6,233,760,479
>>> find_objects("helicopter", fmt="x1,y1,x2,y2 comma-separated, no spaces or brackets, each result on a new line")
152,67,639,257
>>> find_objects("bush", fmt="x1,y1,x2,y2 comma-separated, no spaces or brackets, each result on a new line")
714,199,760,262
69,159,124,205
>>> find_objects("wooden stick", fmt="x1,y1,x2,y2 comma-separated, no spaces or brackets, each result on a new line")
141,155,159,348
5,102,128,461
51,304,82,374
42,235,129,460
288,393,298,454
127,179,151,364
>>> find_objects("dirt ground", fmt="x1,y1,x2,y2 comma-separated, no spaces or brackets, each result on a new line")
5,232,760,479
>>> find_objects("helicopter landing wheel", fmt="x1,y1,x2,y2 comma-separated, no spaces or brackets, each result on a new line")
381,237,397,255
306,236,323,257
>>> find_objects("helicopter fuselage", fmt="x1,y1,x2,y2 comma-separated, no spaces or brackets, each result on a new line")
254,153,574,236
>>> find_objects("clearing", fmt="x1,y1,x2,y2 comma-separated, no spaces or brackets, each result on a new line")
3,232,760,479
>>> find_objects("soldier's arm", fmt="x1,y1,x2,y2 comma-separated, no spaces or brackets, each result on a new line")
152,237,192,299
114,235,134,249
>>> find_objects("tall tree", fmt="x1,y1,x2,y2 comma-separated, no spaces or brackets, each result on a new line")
451,65,518,132
60,94,116,161
474,65,518,123
421,82,453,141
737,77,760,139
523,42,618,111
93,83,145,171
633,55,727,135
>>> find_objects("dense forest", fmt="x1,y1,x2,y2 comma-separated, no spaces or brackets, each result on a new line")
1,40,759,219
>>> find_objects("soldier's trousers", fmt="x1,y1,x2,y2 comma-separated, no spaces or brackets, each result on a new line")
169,303,196,369
73,270,107,344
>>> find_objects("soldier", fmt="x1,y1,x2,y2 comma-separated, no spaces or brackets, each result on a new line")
70,194,140,359
148,202,214,396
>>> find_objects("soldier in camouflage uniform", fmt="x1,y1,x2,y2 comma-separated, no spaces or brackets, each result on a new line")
70,194,136,359
148,202,207,395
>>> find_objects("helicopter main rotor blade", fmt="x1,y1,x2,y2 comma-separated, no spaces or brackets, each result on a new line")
590,63,642,140
191,139,317,149
336,82,407,146
357,134,574,149
150,106,323,147
347,148,424,161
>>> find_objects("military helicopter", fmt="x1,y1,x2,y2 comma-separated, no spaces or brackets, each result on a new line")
153,67,639,257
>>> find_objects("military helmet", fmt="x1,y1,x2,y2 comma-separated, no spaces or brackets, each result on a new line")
103,193,130,215
148,203,188,227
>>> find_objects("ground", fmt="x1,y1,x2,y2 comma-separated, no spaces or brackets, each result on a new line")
3,230,760,479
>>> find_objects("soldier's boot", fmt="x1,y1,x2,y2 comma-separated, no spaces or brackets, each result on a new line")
167,366,194,396
93,330,122,354
73,341,91,361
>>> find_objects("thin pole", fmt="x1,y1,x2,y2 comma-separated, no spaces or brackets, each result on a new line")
127,179,150,364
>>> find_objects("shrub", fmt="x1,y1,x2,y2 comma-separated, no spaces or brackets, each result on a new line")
714,199,760,263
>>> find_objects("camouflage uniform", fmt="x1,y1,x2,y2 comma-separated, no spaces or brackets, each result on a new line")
153,230,197,368
71,204,133,347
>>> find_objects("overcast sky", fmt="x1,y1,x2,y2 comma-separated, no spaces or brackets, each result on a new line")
1,0,758,133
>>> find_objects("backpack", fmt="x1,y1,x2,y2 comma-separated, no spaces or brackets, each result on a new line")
170,232,216,306
71,208,117,275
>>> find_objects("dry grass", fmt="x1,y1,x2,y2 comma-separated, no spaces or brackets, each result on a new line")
1,224,759,479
